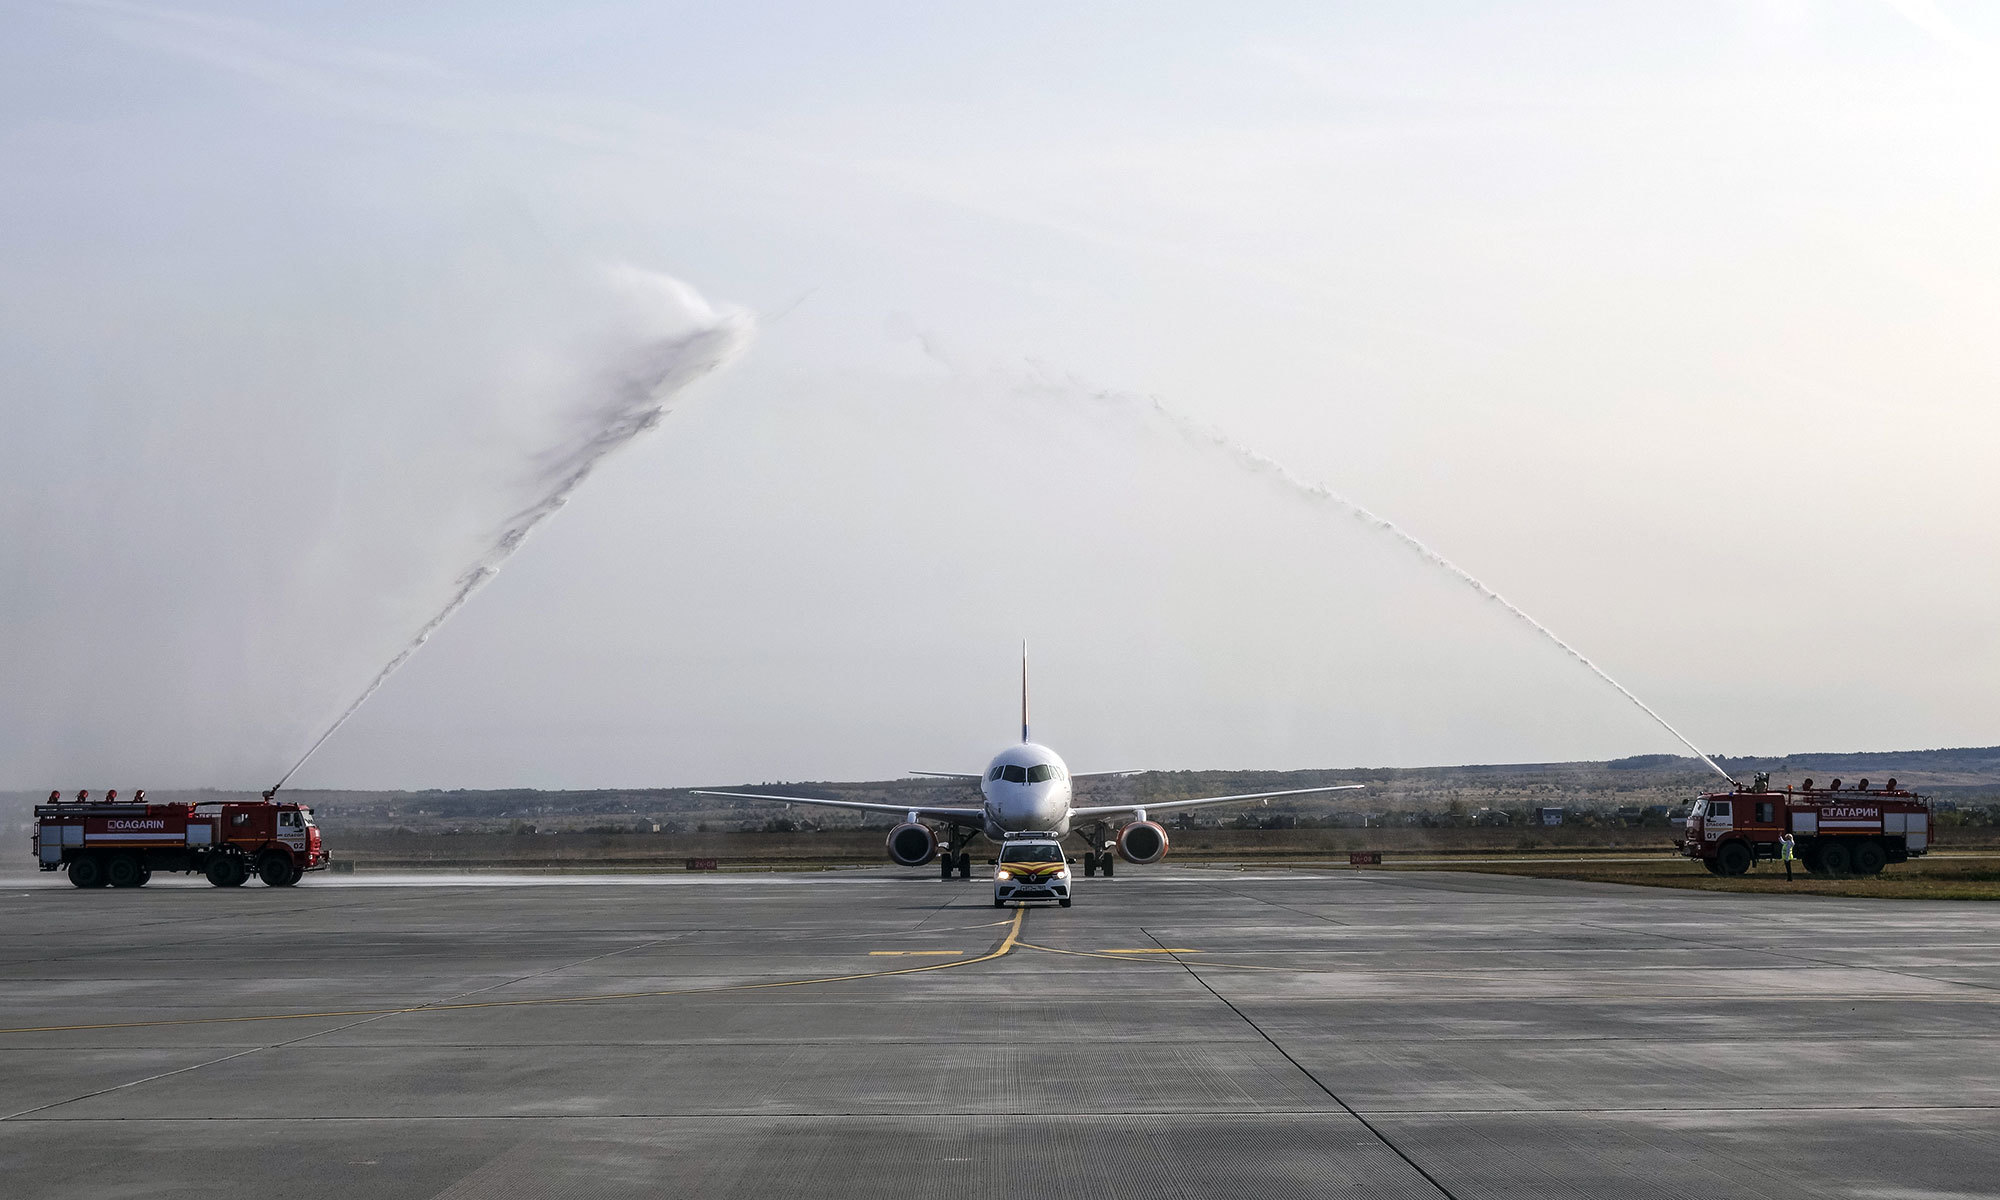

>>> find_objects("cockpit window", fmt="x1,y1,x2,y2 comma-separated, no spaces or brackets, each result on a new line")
1025,764,1055,783
988,767,1004,781
1001,844,1063,863
1001,765,1028,783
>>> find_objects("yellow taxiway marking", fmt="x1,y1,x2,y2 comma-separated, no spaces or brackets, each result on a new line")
868,950,964,957
0,907,1027,1036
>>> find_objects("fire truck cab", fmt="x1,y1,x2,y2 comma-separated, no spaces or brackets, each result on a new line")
33,797,329,889
1679,775,1929,877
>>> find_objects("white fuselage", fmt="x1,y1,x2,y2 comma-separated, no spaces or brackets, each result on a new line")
977,742,1074,840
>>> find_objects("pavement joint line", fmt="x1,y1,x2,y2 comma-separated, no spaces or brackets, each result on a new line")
0,925,697,1121
1009,939,1993,980
867,950,963,956
25,1031,1996,1049
1016,942,1301,972
0,906,1028,1037
13,1103,2000,1124
0,893,408,972
1184,876,1356,927
0,1004,412,1123
1138,926,1463,1200
1580,921,2000,997
904,886,988,934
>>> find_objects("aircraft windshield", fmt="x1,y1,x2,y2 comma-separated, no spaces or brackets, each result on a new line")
1001,844,1063,863
992,763,1062,784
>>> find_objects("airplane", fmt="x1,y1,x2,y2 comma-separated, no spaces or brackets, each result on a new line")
693,649,1363,879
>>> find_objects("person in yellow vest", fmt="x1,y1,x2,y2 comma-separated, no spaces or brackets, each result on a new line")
1780,832,1798,881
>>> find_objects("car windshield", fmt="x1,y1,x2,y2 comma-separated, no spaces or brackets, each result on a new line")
1001,844,1063,863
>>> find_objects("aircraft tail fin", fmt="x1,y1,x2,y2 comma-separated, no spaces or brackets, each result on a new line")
1020,640,1029,744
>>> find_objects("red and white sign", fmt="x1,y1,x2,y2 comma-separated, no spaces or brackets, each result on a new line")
84,811,189,843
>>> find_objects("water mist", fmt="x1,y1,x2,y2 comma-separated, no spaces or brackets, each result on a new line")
1036,372,1733,783
271,270,753,792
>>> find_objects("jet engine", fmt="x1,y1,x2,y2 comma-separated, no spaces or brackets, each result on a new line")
886,822,938,867
1116,820,1169,865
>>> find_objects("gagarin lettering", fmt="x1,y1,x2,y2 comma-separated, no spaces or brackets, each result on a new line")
105,819,166,831
1821,807,1879,820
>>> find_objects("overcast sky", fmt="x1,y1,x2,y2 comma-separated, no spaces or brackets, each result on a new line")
3,1,1997,790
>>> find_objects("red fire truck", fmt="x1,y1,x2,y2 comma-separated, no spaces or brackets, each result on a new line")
33,794,329,888
1678,775,1931,877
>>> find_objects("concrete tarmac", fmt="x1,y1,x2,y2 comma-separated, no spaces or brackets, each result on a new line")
2,865,1997,1198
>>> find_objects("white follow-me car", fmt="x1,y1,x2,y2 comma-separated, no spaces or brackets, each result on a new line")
993,834,1072,908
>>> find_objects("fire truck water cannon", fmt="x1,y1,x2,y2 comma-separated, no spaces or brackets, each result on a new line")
32,792,330,890
1678,775,1930,878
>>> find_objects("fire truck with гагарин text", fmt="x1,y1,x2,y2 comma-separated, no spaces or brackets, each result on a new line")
1678,774,1930,878
33,791,328,889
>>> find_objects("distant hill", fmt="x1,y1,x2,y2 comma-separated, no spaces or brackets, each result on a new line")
6,745,1996,853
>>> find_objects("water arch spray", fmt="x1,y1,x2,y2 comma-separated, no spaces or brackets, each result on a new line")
1055,378,1733,783
270,273,752,794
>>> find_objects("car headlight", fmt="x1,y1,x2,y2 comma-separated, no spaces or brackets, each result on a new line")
996,869,1013,880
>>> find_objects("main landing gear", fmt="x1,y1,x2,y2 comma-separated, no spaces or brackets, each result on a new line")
938,828,973,880
1077,828,1113,878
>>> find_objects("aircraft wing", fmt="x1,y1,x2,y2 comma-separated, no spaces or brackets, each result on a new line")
692,790,986,826
1068,783,1363,819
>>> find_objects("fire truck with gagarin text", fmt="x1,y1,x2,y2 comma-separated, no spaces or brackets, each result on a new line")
1679,774,1931,877
32,790,328,888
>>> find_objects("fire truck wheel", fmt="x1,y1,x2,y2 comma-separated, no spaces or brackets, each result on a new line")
258,855,298,887
135,866,152,887
106,855,143,888
1702,859,1724,875
205,857,244,888
1817,841,1852,876
1715,842,1753,877
69,856,106,888
1851,840,1887,876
